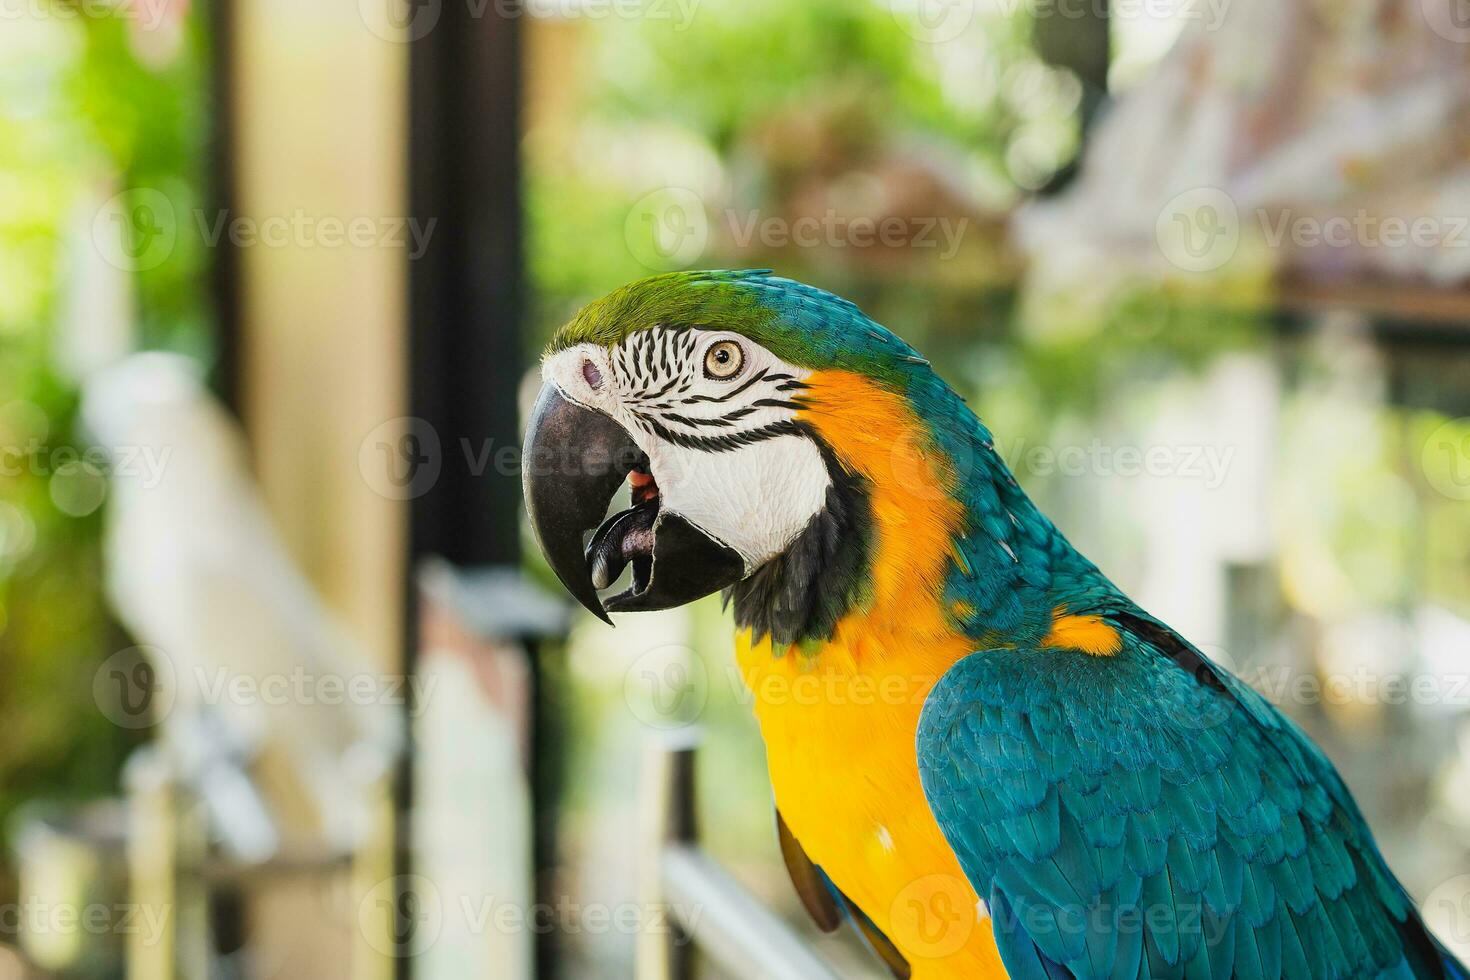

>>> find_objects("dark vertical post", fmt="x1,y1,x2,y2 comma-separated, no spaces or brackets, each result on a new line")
1033,0,1110,195
408,2,526,568
206,0,242,414
407,2,541,977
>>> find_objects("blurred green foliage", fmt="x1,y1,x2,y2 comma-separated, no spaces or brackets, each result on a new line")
0,4,210,896
526,0,1079,343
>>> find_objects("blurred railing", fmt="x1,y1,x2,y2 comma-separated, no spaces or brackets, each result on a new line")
637,736,840,980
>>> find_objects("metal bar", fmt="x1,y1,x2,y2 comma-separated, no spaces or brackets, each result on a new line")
637,733,698,980
661,846,842,980
638,735,840,980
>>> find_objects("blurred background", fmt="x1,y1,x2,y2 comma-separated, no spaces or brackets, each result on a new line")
2,0,1470,977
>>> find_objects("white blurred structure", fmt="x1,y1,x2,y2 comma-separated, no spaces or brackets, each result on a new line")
81,352,402,860
1017,0,1470,298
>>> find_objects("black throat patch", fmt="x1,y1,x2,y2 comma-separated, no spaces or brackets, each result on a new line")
726,440,871,648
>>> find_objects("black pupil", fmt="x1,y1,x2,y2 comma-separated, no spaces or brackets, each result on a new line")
715,349,730,363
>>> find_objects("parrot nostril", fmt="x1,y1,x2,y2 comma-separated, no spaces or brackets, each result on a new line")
583,359,604,390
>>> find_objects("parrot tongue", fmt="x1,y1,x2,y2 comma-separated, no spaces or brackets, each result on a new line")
584,453,660,597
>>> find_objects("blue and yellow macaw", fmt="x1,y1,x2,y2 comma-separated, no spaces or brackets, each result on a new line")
522,270,1465,979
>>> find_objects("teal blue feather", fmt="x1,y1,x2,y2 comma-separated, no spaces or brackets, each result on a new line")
917,637,1463,979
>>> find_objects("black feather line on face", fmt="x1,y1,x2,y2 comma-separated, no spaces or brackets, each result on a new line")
640,375,682,402
680,368,773,405
664,412,734,429
727,434,871,649
633,414,806,453
638,333,654,376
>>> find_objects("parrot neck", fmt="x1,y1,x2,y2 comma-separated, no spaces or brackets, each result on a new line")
730,368,1125,654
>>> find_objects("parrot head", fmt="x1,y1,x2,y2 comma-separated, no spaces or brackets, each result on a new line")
523,269,1003,640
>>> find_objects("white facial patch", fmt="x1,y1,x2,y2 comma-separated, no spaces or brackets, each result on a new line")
650,430,830,568
542,329,833,572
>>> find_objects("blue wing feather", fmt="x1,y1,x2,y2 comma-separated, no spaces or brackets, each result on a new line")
916,622,1466,980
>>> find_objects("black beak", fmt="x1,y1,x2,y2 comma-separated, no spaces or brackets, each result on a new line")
522,385,747,623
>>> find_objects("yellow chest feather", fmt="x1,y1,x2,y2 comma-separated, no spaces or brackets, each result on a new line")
737,626,1008,979
736,369,1010,976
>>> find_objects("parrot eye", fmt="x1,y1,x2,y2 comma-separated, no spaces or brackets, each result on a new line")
704,340,745,380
